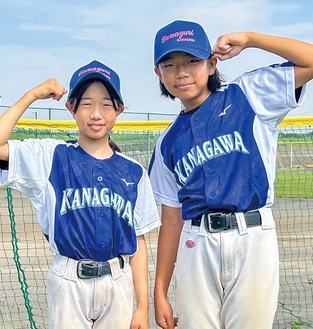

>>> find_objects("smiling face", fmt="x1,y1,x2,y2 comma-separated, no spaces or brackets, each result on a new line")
67,81,122,148
155,51,216,111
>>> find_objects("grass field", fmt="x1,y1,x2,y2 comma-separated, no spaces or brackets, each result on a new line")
275,170,313,198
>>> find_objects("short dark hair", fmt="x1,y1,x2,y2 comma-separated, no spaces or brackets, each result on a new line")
68,78,122,113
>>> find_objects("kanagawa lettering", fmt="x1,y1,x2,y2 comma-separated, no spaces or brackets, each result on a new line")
60,187,133,224
174,131,249,184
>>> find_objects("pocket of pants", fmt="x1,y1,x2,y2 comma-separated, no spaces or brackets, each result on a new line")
117,264,134,307
47,269,67,310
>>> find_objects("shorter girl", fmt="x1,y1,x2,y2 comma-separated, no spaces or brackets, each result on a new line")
0,60,160,329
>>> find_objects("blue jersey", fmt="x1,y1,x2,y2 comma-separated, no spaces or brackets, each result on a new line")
148,62,306,220
0,139,160,261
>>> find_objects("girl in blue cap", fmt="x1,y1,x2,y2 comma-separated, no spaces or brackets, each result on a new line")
0,60,160,329
149,20,313,329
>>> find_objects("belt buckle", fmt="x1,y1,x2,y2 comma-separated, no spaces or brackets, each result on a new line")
206,213,227,233
77,259,96,279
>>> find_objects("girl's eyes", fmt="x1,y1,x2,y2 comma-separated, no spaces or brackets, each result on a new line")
80,102,114,108
189,58,200,64
104,102,114,107
161,58,201,68
162,63,174,68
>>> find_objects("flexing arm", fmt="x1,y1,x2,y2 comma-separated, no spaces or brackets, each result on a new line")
0,78,67,161
212,32,313,88
130,235,150,329
154,205,183,329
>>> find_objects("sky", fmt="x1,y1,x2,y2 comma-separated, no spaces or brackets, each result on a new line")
0,0,312,121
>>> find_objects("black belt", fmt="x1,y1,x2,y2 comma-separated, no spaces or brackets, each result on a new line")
77,256,124,279
191,211,261,233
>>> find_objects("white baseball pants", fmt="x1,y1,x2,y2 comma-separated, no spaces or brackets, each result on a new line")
174,208,279,329
47,254,133,329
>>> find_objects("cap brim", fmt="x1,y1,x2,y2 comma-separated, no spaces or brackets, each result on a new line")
155,47,211,66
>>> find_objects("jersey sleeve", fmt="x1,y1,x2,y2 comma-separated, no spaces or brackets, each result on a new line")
234,62,306,128
1,138,61,196
133,168,161,236
148,133,182,208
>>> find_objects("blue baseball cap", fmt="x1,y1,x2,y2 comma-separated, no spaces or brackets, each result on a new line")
68,60,123,103
154,20,212,66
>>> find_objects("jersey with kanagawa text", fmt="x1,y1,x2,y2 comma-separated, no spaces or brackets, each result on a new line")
148,62,306,220
0,139,160,261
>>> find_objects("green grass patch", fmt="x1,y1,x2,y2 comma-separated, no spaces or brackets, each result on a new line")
275,170,313,198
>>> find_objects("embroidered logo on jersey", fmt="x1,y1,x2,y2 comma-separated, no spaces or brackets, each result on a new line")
218,104,232,117
60,187,133,225
121,178,135,186
174,131,249,184
185,240,196,248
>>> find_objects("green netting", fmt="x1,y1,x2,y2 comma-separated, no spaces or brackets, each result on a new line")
0,124,313,329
